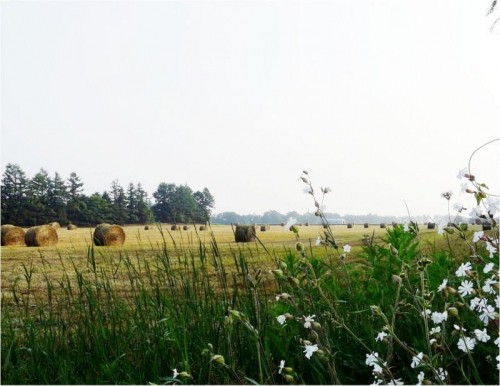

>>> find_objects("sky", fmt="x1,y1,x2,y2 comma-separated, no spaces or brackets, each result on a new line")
1,0,499,217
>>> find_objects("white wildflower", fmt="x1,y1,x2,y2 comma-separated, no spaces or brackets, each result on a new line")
437,367,448,381
303,314,316,329
430,326,441,335
437,222,446,235
365,352,380,366
417,371,425,386
303,187,312,195
458,280,474,296
496,295,500,309
485,197,500,215
403,222,410,232
460,182,468,193
474,328,490,342
315,236,321,246
469,206,483,219
457,167,468,179
453,324,466,332
470,297,488,312
283,217,297,231
411,352,424,368
375,331,388,342
495,337,500,348
453,202,463,212
479,305,496,325
486,241,498,258
421,309,431,318
429,338,437,345
457,337,476,352
431,310,448,324
172,369,179,379
484,262,494,273
482,277,498,294
455,262,472,277
278,359,285,374
276,315,286,325
303,343,318,359
343,244,352,253
388,378,404,385
437,279,448,292
473,231,484,242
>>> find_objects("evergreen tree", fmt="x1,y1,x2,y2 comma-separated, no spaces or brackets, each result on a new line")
1,163,29,225
110,180,128,225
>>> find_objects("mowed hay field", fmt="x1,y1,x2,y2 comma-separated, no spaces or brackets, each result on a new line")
0,223,469,304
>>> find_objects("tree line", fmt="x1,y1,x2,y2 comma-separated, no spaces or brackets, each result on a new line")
1,164,215,227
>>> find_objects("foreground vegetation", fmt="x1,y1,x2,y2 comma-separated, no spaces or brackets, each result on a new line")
2,158,499,384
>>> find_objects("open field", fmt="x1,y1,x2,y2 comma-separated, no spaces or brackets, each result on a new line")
1,222,496,385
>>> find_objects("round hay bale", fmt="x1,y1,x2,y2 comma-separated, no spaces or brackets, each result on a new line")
93,223,125,246
171,224,178,230
235,225,256,242
1,225,26,246
482,223,492,231
364,223,369,228
49,222,61,229
347,223,353,229
427,222,436,230
280,222,285,227
199,225,206,231
25,225,58,247
67,224,78,230
144,225,150,230
182,225,189,230
260,225,267,232
380,223,386,228
305,222,309,226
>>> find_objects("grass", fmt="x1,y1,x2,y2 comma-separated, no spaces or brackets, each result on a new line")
1,222,497,385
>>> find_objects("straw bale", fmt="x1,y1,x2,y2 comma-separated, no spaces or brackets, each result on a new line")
347,223,353,229
380,223,386,228
144,225,150,230
364,223,369,228
234,225,256,242
183,225,189,230
260,225,267,232
427,223,435,229
482,223,492,231
199,225,206,231
49,222,61,229
93,223,125,246
67,224,78,230
25,225,58,247
1,225,26,246
171,225,178,230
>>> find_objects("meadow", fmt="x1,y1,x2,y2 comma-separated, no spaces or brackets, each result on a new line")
1,220,498,385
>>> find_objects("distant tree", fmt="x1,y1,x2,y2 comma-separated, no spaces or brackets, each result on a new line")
110,180,128,225
171,185,197,223
193,187,215,223
1,163,29,225
152,183,176,223
26,169,55,224
262,210,286,224
135,183,154,224
67,172,84,200
47,172,69,224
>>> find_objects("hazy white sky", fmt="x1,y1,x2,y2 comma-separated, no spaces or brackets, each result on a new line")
1,0,499,217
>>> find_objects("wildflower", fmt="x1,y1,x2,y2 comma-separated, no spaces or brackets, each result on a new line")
303,343,318,359
473,231,484,242
322,187,332,194
441,191,453,200
278,359,285,374
303,314,316,329
486,241,498,258
437,367,448,381
375,331,388,342
429,338,437,345
437,222,446,235
485,197,500,215
417,371,425,386
431,310,448,324
460,182,468,193
474,328,490,342
479,305,496,325
470,296,488,312
388,378,404,385
343,244,352,253
482,277,498,294
276,315,286,325
453,202,464,212
430,326,441,335
496,295,500,309
365,352,380,366
403,222,409,232
455,262,472,277
303,187,312,195
453,324,466,331
484,262,494,273
437,279,448,292
421,309,431,318
458,336,476,352
284,217,298,231
469,206,483,220
457,167,468,179
411,352,424,368
495,337,500,348
315,236,321,246
458,280,474,296
172,369,179,379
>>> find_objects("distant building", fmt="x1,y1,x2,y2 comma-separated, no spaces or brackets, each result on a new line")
326,218,346,225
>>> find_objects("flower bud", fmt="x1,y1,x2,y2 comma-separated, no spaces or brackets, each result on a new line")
447,307,459,317
300,177,309,183
315,210,321,216
284,374,294,383
311,321,322,331
392,275,402,284
230,310,242,320
370,305,382,316
283,367,294,374
211,354,225,365
279,260,287,270
296,242,303,252
309,330,320,341
389,244,398,255
465,188,475,194
178,372,191,379
287,276,300,287
303,170,309,175
291,225,299,234
446,286,457,295
272,269,284,279
444,227,455,234
284,313,294,320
